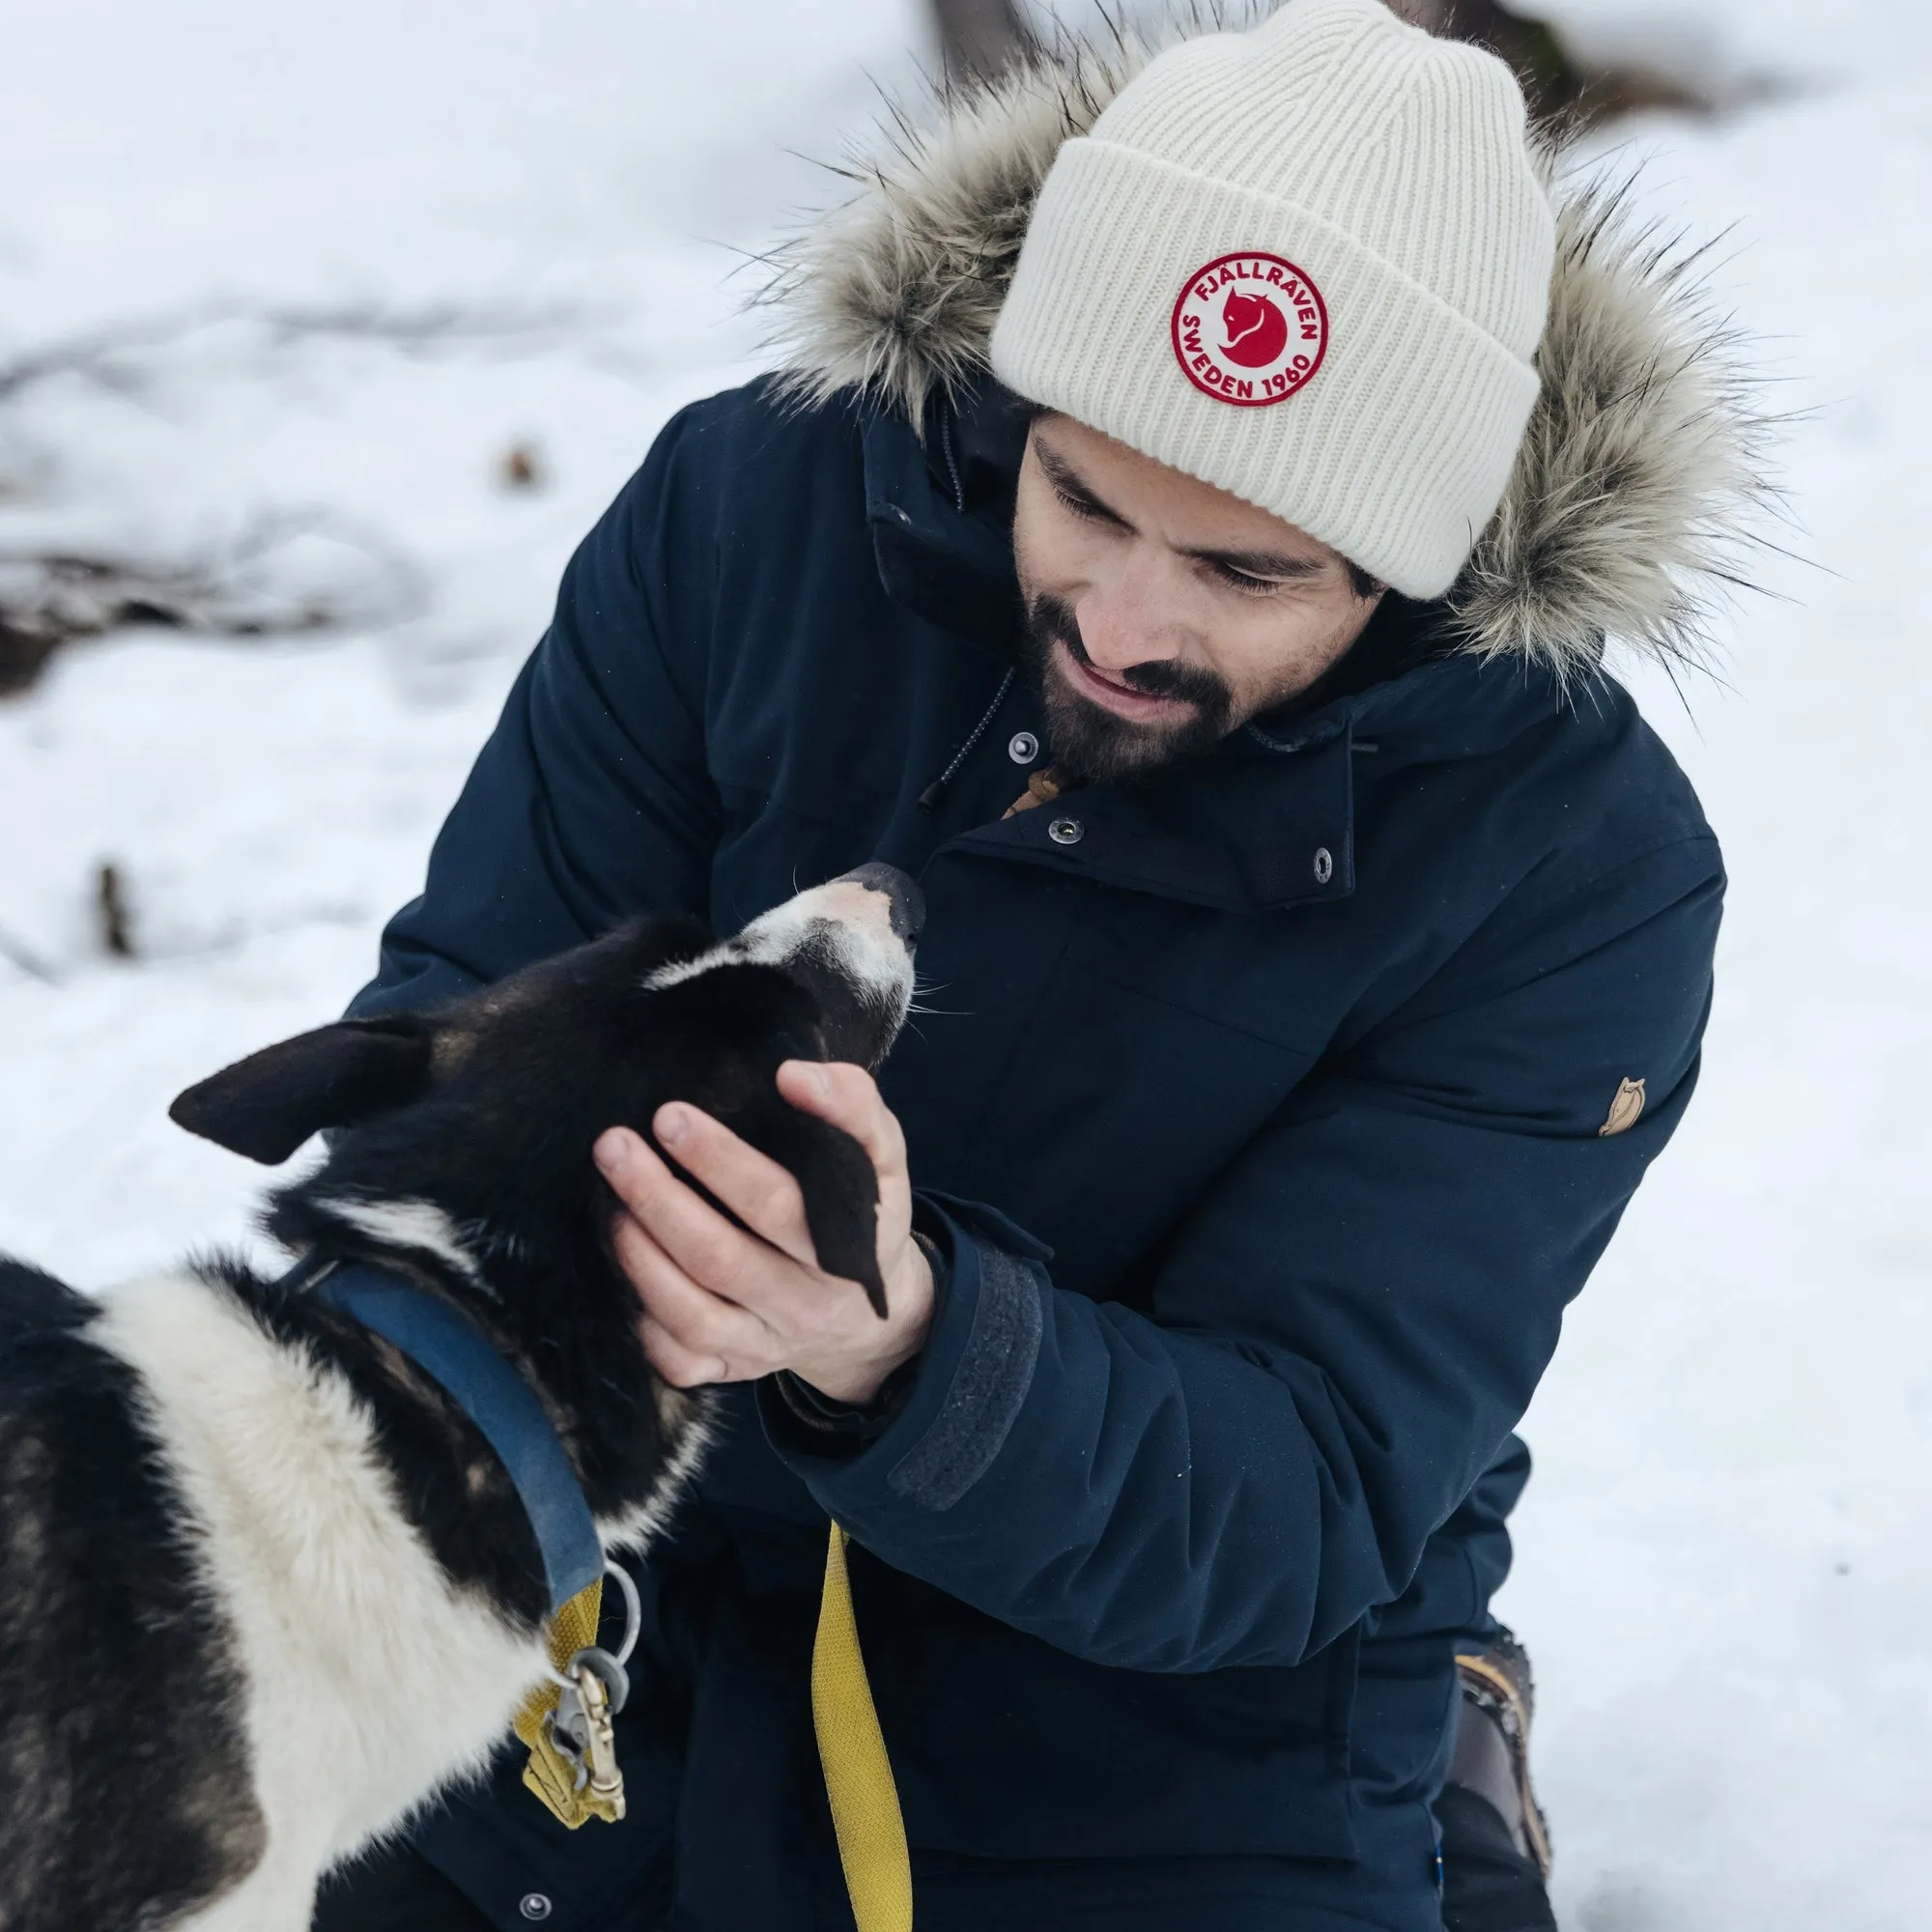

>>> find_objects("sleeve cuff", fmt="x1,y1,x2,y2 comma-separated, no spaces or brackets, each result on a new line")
762,1232,947,1459
758,1194,1047,1514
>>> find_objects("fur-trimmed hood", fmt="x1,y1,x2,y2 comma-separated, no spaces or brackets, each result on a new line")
759,10,1775,679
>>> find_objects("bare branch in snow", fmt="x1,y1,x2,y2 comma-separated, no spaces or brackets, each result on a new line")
96,863,134,959
0,513,429,695
1389,0,1717,127
0,298,575,404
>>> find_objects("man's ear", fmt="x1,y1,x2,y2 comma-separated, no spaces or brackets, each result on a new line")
169,1016,436,1164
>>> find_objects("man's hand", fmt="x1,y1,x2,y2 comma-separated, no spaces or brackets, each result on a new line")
595,1062,934,1406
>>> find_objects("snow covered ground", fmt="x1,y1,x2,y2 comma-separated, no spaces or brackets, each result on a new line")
2,1,1927,1925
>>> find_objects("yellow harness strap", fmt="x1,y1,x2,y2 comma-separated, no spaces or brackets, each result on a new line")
515,1520,912,1921
515,1578,621,1829
813,1522,914,1932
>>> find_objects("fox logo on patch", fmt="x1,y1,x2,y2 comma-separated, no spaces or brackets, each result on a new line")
1220,289,1289,367
1171,251,1328,408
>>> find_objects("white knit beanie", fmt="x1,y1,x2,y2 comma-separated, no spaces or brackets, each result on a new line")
988,0,1556,600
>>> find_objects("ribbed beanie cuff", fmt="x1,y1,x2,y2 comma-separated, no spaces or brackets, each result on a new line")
988,0,1555,599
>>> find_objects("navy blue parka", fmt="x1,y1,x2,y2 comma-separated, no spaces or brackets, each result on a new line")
349,366,1722,1923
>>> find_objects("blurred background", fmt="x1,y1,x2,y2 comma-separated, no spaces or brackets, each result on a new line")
2,2,1926,1925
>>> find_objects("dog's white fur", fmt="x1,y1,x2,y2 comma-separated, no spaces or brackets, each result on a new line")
646,877,917,1030
315,1197,487,1287
86,1261,721,1929
92,1273,545,1928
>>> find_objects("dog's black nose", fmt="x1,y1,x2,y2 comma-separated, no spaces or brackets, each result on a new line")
838,863,925,942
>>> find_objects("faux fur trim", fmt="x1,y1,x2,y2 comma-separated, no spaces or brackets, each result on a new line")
1449,169,1776,674
756,10,1776,678
760,25,1162,430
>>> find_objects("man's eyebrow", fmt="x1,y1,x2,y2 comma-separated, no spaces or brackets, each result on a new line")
1181,543,1328,580
1037,436,1331,580
1033,440,1134,529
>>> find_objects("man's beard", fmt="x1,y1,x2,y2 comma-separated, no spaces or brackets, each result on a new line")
1018,593,1236,782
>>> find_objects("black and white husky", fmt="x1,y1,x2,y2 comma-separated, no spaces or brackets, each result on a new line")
0,866,921,1932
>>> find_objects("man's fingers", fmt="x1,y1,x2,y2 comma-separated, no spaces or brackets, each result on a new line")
638,1315,728,1389
614,1214,769,1371
597,1124,790,1289
650,1105,821,1269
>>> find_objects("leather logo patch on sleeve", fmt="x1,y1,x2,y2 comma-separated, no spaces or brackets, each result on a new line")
1598,1077,1646,1137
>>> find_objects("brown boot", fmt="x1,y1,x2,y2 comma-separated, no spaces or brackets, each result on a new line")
1439,1626,1557,1930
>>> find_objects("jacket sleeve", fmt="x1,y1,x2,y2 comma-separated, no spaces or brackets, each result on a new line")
350,407,722,1019
764,836,1724,1672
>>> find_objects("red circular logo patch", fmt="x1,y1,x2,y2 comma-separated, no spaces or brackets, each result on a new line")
1170,252,1328,408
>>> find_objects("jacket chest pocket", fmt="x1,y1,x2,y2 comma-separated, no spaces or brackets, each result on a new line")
888,876,1328,1298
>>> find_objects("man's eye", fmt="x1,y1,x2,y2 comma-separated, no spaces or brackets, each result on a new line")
1053,485,1114,525
1208,561,1282,595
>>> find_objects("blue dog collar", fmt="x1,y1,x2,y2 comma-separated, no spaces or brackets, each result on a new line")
305,1262,604,1614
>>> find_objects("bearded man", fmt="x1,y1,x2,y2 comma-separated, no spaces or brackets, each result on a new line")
314,2,1756,1927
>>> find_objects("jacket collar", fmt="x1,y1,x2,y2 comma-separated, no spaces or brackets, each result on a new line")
861,382,1030,650
952,656,1569,914
956,723,1360,913
862,390,1574,914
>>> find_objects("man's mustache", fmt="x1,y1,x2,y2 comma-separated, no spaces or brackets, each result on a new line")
1029,595,1232,717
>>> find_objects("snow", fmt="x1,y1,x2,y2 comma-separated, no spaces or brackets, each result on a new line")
2,2,1927,1925
0,0,929,1272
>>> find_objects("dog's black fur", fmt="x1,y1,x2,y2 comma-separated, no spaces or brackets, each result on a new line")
181,915,895,1622
0,1260,268,1930
0,892,912,1931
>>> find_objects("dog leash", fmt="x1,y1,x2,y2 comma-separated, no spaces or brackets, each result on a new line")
814,1522,914,1931
296,1260,633,1827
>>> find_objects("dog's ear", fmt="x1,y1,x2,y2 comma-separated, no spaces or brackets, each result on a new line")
734,1105,890,1318
169,1016,436,1164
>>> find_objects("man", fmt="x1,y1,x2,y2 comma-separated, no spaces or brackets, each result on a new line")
314,2,1754,1926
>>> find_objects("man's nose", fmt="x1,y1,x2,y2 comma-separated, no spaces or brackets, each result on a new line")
1074,571,1185,674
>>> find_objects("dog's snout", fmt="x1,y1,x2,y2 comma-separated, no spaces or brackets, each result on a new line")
732,867,920,1069
837,863,925,944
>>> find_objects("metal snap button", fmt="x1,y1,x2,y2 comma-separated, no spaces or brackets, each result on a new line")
1047,816,1084,846
520,1896,554,1922
1008,730,1040,765
1313,846,1334,885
